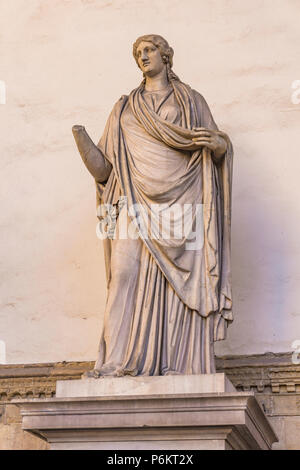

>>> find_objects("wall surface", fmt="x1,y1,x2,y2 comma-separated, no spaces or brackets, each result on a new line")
0,0,299,364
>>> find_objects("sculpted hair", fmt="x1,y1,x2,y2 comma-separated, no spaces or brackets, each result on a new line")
133,34,180,82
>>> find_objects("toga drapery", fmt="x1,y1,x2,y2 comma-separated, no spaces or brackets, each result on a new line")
93,80,233,376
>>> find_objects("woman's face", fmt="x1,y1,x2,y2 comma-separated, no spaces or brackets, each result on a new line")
136,41,165,77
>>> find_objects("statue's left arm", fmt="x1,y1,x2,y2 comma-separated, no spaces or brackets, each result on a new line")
191,90,229,163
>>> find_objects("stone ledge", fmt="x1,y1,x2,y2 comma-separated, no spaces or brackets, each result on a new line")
14,391,278,450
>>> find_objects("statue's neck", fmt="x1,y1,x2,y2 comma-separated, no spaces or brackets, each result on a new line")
144,67,169,92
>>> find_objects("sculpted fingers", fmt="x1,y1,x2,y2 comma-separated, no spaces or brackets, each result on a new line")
192,138,212,144
191,128,220,151
193,127,210,131
192,142,214,150
192,130,211,138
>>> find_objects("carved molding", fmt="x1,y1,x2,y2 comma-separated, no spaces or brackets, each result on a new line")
0,353,299,402
216,352,300,394
0,362,93,401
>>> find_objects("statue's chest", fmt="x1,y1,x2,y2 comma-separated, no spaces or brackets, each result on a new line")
142,91,182,126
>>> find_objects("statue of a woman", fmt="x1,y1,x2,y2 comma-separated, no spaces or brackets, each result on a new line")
72,34,233,378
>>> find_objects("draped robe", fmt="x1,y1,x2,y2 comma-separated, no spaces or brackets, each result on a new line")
94,80,233,376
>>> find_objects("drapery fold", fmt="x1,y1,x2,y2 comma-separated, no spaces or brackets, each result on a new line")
97,80,233,341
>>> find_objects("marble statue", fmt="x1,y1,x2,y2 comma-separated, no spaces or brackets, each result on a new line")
72,34,233,378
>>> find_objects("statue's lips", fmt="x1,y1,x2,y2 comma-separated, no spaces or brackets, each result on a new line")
142,62,150,67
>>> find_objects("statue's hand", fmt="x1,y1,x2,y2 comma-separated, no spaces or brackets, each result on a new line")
191,127,227,160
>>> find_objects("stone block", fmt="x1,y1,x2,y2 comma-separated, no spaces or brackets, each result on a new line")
56,373,235,398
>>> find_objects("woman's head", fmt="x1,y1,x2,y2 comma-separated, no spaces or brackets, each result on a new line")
133,35,180,82
133,34,174,69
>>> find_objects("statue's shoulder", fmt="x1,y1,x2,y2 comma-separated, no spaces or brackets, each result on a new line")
188,87,213,117
190,87,207,105
110,94,128,117
115,94,128,105
187,86,217,129
177,82,208,108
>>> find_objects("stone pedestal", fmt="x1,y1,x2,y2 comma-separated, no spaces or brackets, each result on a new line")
15,373,277,450
56,372,236,397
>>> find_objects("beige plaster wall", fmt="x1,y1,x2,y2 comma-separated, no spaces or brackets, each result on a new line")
0,0,299,363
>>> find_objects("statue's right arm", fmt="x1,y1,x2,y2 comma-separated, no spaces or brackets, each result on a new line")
72,125,112,183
